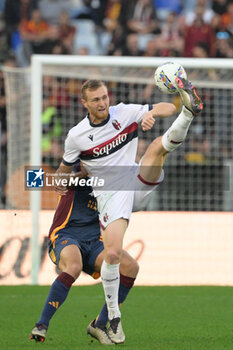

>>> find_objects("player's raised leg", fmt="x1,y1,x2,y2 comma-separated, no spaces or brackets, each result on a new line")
100,218,128,344
175,76,203,116
139,77,204,184
162,77,203,154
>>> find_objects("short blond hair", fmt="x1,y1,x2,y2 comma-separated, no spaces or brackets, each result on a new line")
81,80,107,100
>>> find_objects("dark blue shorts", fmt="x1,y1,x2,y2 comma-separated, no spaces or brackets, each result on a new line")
48,230,104,277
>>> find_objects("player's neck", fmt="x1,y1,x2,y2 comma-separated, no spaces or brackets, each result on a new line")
90,116,105,124
89,113,109,125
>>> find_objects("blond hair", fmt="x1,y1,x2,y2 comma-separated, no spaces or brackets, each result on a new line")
81,80,107,100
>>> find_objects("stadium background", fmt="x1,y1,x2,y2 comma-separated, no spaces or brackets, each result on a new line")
1,0,233,212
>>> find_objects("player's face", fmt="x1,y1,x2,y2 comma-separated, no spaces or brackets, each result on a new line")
82,86,110,124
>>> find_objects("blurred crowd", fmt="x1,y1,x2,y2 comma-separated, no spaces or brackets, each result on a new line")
0,0,232,66
0,0,233,209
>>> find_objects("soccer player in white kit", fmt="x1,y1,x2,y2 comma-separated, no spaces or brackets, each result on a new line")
55,78,203,343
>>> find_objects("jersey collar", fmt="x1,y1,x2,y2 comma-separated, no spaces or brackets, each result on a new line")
87,113,110,127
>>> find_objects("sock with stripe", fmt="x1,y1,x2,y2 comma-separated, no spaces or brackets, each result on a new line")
162,106,194,152
100,260,120,321
95,274,135,327
37,272,75,327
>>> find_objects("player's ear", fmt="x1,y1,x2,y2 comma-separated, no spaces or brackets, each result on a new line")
81,98,87,108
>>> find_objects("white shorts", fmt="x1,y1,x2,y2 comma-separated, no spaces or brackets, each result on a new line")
97,190,134,229
133,169,164,212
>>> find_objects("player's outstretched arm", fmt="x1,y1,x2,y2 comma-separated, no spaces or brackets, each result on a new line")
152,102,176,118
141,102,176,131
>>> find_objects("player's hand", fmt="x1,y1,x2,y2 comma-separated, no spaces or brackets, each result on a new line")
80,162,88,177
70,162,88,181
141,111,155,131
55,185,68,196
54,163,73,195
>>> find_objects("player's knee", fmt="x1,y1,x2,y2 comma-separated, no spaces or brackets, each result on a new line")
150,136,165,155
68,262,82,280
60,260,82,280
133,260,140,277
143,136,166,160
127,259,139,278
105,248,122,264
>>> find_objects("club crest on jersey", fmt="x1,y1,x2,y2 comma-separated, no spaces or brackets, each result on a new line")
103,213,109,222
112,119,121,130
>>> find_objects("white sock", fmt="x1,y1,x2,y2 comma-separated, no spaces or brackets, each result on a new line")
162,106,194,152
101,260,121,320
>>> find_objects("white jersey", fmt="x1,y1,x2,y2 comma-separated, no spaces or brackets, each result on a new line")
63,102,150,195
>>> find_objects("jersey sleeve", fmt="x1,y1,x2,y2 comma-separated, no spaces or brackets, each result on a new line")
62,132,80,166
119,103,150,123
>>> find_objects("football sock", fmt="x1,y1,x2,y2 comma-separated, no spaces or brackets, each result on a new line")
162,106,194,152
37,272,75,327
100,260,120,320
95,274,135,327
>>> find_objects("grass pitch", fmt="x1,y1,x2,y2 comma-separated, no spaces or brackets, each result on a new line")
0,285,233,350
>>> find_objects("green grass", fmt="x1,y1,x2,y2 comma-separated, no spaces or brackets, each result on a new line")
0,285,233,350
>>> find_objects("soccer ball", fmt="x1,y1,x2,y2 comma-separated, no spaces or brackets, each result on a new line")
154,61,187,94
